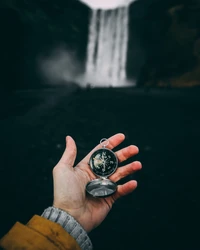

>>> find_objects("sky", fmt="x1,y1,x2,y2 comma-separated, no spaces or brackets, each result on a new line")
79,0,136,9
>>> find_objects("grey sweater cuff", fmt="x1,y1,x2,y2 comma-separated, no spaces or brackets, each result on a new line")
41,206,92,250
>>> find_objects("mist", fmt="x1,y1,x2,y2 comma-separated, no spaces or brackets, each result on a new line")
38,45,85,87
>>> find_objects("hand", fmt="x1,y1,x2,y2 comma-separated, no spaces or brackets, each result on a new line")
53,133,142,232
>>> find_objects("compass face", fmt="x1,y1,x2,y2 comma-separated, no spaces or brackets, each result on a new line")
89,148,118,177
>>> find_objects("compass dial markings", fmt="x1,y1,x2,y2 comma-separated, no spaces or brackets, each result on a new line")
89,148,118,177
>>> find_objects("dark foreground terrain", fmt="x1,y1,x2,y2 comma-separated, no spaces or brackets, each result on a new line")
0,86,199,250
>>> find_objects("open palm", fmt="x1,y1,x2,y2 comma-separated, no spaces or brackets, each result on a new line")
53,133,142,232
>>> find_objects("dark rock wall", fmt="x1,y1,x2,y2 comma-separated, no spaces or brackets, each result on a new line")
137,0,200,87
0,0,89,92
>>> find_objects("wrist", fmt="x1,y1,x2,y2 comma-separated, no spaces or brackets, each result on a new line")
41,206,92,250
53,202,91,233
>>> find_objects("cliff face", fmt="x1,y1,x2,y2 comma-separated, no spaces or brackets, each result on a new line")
142,2,200,88
1,0,200,89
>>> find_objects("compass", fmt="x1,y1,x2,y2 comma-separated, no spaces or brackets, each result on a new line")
86,138,118,198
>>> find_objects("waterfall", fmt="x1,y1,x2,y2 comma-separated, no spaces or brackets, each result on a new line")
85,6,130,87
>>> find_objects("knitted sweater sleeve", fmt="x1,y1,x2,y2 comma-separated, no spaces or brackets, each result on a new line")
41,206,93,250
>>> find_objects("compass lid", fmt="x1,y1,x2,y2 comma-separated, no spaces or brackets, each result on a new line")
86,178,117,198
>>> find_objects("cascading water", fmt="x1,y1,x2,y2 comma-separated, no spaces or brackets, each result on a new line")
78,0,137,87
85,7,129,86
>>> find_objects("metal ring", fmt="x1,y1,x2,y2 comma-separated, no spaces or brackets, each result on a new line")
100,138,109,148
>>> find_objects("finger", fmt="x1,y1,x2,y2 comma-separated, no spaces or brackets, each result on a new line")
82,133,125,163
58,136,77,167
110,161,142,182
112,180,138,202
115,145,139,163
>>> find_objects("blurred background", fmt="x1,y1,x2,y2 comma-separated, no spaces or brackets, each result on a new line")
0,0,200,249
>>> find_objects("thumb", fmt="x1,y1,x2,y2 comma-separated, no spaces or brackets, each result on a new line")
59,136,77,167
